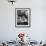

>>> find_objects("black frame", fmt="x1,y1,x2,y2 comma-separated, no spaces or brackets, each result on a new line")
15,8,31,28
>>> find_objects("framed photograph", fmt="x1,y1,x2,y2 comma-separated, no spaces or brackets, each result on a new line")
15,8,31,28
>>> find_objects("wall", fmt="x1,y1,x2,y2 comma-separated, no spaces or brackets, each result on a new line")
0,0,46,42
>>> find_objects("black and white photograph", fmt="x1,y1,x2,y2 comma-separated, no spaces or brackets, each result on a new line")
15,8,31,27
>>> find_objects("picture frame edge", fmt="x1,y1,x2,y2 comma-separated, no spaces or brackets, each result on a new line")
15,8,31,28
